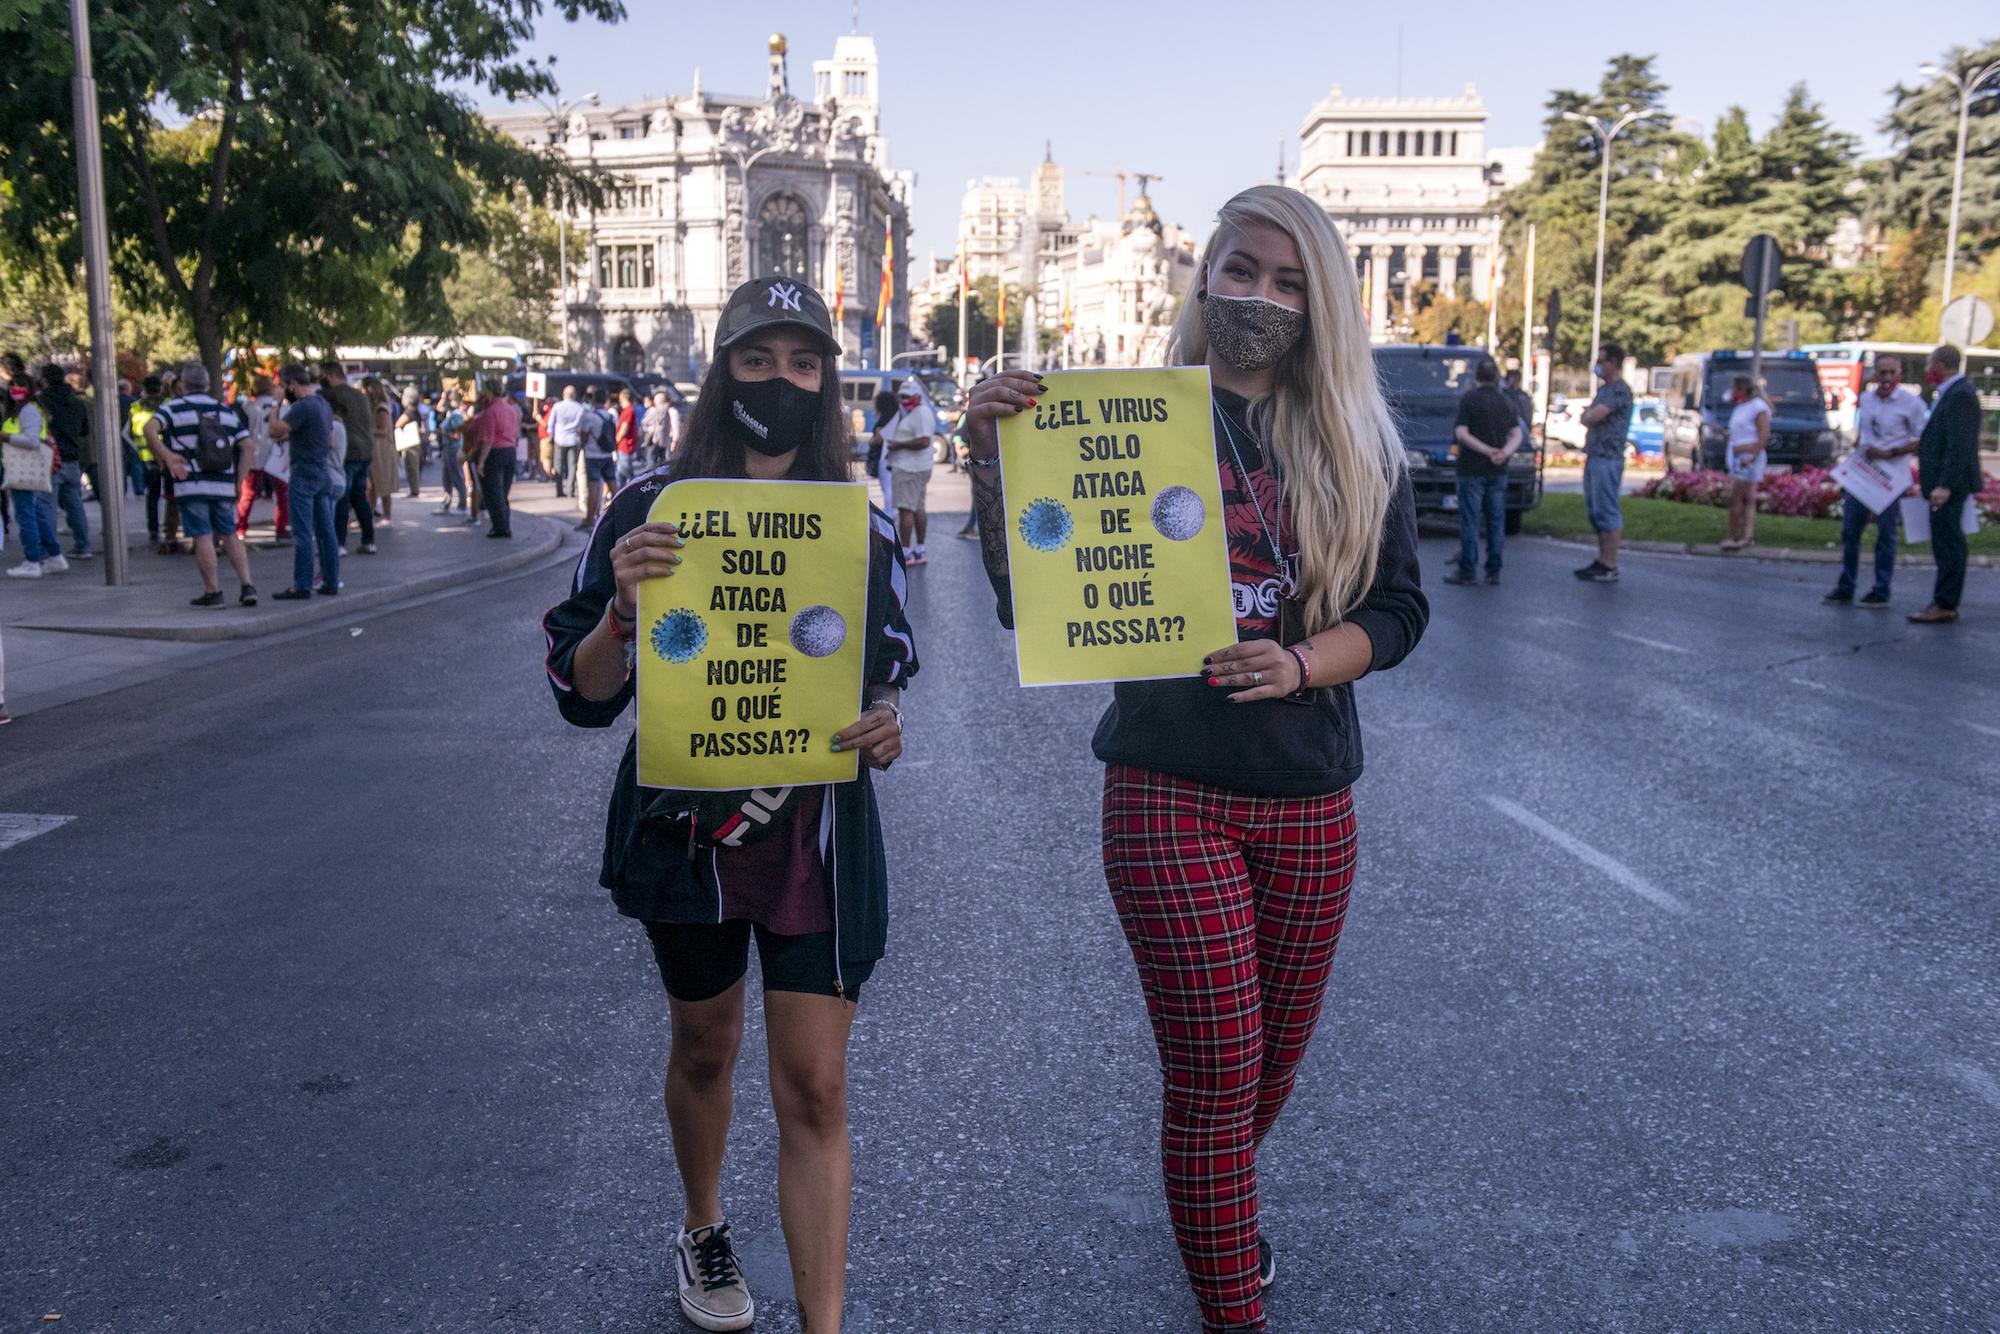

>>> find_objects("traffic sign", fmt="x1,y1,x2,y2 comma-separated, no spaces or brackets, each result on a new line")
1940,294,1996,348
1740,234,1781,294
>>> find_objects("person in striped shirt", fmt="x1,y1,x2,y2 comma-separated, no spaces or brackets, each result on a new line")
143,362,258,608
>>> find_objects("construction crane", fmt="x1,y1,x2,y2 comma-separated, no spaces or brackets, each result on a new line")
1076,167,1165,220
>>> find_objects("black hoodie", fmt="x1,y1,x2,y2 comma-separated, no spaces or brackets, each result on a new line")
982,390,1427,797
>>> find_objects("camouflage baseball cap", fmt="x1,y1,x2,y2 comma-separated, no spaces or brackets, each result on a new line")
716,275,842,356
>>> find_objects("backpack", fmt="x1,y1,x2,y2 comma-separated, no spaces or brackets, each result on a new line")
595,408,618,453
191,406,236,472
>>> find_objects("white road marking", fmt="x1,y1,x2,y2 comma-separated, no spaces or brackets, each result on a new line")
0,814,77,853
1484,796,1689,915
1945,1061,2000,1112
1787,677,2000,740
1535,615,1693,656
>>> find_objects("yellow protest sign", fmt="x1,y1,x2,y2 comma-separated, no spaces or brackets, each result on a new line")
997,366,1236,686
637,479,870,790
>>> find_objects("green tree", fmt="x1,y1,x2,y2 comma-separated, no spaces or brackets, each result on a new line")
0,0,622,381
1493,54,1690,368
1866,37,2000,286
1407,289,1488,346
442,185,565,344
922,277,1020,366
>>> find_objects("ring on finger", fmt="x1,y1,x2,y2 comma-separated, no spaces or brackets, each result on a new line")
1252,670,1264,685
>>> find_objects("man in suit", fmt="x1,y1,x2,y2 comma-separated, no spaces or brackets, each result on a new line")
1909,344,1983,625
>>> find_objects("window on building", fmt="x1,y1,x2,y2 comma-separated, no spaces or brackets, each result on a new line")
1378,130,1389,155
617,125,636,140
1414,130,1425,157
1433,130,1445,156
1397,130,1408,156
599,244,656,289
844,70,867,98
1358,131,1370,157
1450,131,1458,156
757,193,814,285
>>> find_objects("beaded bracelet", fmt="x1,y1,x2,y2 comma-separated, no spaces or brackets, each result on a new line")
1284,644,1312,697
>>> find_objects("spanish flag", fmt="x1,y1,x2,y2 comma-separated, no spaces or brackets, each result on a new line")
833,263,844,330
875,229,894,329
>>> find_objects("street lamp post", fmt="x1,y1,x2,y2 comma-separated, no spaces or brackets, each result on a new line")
1920,58,2000,316
1561,107,1664,379
70,0,127,587
524,89,599,360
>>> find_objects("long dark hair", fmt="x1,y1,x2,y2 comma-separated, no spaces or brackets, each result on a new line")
664,352,851,484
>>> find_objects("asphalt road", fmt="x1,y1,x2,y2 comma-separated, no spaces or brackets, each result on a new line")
2,515,1998,1334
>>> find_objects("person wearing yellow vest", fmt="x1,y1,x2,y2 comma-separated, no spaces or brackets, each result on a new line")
5,376,65,577
130,375,181,552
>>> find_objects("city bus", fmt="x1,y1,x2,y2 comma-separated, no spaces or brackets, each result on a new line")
1803,340,2000,450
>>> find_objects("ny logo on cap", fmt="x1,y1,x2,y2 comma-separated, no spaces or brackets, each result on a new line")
766,281,803,312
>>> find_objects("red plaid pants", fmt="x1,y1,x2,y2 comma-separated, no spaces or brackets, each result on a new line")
1102,764,1358,1334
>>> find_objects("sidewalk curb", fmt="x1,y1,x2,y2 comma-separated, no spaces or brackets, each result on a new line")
9,512,567,642
1522,533,2000,570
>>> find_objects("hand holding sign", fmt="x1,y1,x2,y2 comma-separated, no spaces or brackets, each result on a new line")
636,479,872,790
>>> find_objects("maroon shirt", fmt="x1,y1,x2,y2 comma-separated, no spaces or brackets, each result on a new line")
712,788,832,935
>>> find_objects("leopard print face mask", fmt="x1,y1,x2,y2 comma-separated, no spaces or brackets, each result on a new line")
1200,291,1307,372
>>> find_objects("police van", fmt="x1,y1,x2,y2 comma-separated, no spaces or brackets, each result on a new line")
1376,344,1543,534
1661,349,1838,472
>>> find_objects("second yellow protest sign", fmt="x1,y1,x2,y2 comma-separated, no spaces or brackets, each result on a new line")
997,366,1236,686
637,479,870,791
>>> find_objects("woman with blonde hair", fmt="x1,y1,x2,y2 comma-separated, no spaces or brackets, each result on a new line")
963,184,1427,1332
1720,372,1769,552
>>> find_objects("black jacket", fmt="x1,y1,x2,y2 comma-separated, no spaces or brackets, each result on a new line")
1918,377,1981,497
543,471,920,974
40,382,90,464
982,410,1429,797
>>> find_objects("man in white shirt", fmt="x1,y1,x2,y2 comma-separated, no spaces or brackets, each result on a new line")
1826,353,1927,607
883,377,938,564
547,384,588,499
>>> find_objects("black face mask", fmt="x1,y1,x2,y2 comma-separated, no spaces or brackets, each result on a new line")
722,375,821,457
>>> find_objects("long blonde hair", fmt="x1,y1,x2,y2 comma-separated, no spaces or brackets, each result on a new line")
1167,185,1402,635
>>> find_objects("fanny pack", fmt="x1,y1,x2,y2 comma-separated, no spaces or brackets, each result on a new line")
637,784,807,851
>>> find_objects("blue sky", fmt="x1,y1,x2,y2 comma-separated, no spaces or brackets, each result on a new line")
489,1,1986,264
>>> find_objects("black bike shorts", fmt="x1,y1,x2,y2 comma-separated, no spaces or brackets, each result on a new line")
642,919,873,1003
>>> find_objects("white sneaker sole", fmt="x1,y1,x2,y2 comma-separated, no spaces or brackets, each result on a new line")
677,1291,755,1332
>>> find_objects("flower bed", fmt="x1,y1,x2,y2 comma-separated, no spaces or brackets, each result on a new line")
1639,467,2000,525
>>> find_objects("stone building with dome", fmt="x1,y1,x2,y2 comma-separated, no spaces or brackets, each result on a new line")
485,32,914,378
941,146,1196,369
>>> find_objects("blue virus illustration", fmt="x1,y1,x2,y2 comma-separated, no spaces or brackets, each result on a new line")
790,605,847,659
1018,497,1074,553
650,609,709,664
1151,486,1206,542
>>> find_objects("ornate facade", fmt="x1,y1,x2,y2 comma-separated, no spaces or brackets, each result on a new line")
486,34,914,379
1296,84,1514,339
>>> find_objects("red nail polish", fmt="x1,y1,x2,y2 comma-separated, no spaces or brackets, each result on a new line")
1027,399,1037,407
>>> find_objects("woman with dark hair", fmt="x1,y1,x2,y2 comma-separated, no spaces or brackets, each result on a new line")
541,275,917,1334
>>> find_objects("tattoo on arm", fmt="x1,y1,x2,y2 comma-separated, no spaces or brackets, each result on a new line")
970,464,1010,581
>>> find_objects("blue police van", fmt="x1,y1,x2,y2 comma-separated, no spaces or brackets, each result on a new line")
1661,349,1839,472
1376,344,1543,534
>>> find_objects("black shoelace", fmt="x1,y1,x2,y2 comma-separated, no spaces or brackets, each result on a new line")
692,1227,740,1293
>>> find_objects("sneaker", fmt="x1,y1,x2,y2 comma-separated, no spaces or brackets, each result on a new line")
5,560,44,579
1577,562,1619,583
189,590,225,608
1858,589,1891,609
1485,569,1501,586
0,710,11,725
913,543,928,559
1441,567,1477,585
239,585,258,607
1573,560,1607,580
675,1222,755,1332
40,554,69,574
357,542,377,555
315,584,340,596
1258,1235,1277,1290
1822,587,1853,605
71,548,94,560
272,587,313,601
